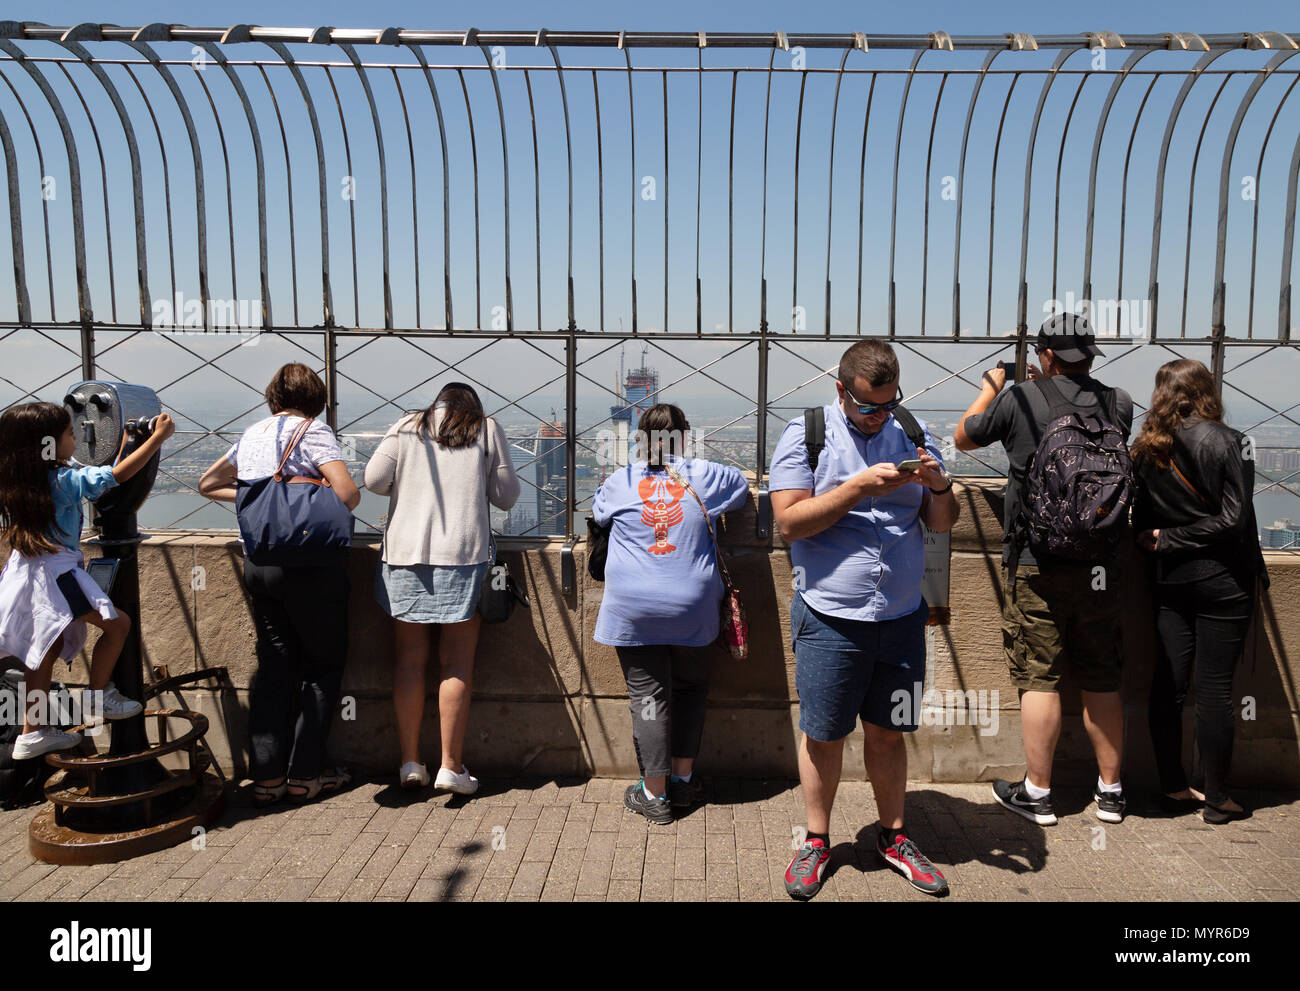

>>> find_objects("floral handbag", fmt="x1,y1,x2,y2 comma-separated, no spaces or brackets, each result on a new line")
664,466,749,660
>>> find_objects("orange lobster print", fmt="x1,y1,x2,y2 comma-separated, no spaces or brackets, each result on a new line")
638,474,686,555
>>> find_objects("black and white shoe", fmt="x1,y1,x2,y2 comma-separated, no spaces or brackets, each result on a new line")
624,780,674,825
992,779,1057,826
1093,785,1126,824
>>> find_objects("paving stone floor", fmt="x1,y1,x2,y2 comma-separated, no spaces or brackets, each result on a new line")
2,778,1297,902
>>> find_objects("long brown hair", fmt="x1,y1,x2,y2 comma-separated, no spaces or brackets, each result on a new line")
1130,358,1222,467
417,382,485,449
0,402,71,556
637,404,691,470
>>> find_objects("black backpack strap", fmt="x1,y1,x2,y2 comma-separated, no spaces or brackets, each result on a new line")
804,406,825,473
890,405,928,454
1033,375,1074,420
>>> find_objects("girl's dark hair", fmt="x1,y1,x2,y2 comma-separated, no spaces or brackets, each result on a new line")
1131,358,1222,467
637,404,690,470
264,362,327,418
418,381,485,449
0,401,71,557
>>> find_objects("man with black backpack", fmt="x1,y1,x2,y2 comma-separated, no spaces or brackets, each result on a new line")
955,313,1134,827
770,340,959,899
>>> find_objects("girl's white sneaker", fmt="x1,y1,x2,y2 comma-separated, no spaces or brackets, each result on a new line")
434,763,479,795
11,727,82,760
399,761,429,789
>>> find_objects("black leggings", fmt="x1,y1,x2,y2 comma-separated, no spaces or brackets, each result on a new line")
615,644,713,779
1147,573,1254,807
243,559,349,781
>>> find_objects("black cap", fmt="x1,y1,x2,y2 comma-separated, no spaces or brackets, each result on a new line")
1037,312,1103,363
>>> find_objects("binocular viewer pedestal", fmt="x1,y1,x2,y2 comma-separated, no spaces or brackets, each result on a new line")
29,382,226,865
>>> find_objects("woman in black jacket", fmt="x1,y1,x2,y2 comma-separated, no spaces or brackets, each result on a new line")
1132,359,1268,824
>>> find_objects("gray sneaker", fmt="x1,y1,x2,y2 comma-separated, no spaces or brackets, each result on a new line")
624,780,674,825
668,775,703,809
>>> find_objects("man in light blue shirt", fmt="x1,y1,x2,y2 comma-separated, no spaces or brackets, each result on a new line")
769,339,958,900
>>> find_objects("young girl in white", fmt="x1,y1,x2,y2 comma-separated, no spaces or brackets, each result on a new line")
0,400,173,759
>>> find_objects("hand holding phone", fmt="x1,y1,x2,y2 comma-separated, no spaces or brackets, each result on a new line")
896,459,924,472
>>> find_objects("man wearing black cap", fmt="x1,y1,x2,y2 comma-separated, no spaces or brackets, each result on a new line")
954,313,1133,827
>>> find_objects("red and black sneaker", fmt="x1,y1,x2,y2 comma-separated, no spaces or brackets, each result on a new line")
784,838,830,900
876,830,949,896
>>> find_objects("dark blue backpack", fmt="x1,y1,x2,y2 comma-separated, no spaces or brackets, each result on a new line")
235,418,354,565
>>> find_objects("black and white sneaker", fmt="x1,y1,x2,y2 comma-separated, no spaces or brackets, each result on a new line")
992,779,1057,826
1093,785,1126,824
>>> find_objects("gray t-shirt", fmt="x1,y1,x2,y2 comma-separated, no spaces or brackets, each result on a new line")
962,374,1133,567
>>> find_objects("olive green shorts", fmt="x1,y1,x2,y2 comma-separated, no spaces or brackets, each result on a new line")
1001,564,1123,694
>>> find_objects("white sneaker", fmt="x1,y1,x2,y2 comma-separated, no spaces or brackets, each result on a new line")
434,763,479,795
399,761,429,789
11,727,83,760
85,682,143,722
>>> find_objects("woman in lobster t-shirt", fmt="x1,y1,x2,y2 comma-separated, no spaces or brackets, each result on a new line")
592,403,749,824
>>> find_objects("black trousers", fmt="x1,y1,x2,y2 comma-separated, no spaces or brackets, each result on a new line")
616,644,713,779
242,558,349,781
1147,573,1254,807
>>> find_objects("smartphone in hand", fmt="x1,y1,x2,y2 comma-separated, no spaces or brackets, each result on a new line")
896,459,924,472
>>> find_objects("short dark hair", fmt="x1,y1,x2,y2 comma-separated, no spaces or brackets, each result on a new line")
637,403,690,470
264,363,327,418
838,340,899,390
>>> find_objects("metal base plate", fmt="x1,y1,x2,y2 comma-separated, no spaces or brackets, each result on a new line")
28,772,226,866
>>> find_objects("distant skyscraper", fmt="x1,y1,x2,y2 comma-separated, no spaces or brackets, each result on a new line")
610,343,659,428
1261,519,1300,549
535,416,566,536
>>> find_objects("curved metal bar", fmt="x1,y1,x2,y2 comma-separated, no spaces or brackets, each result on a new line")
1279,116,1300,342
117,65,177,320
454,68,483,329
0,68,56,322
1211,49,1300,333
199,42,273,329
544,41,576,331
321,67,359,327
758,45,777,332
1082,47,1162,300
592,69,605,332
919,70,951,336
955,47,1015,338
1051,74,1091,303
56,40,151,326
855,72,878,334
1146,49,1231,338
662,69,669,332
624,46,637,332
404,44,453,329
1246,72,1300,337
1014,48,1073,339
191,70,237,312
48,61,117,322
478,42,514,331
1116,76,1160,304
339,42,393,329
986,72,1023,335
124,40,212,328
823,46,854,335
265,40,335,326
727,69,736,332
792,69,808,331
888,48,928,337
0,87,31,323
0,42,93,325
1180,74,1237,338
524,69,542,330
390,67,420,327
696,46,703,335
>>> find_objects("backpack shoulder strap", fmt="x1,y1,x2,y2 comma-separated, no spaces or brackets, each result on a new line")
890,405,927,453
803,406,826,473
1033,375,1073,420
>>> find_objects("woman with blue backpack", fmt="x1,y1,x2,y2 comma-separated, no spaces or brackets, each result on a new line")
199,363,360,807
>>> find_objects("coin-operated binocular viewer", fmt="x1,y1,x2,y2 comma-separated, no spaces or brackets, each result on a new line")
29,382,225,864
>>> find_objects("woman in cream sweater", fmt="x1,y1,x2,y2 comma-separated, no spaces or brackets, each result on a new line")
364,382,519,792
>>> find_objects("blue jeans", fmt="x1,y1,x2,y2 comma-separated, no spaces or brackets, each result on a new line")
792,592,928,742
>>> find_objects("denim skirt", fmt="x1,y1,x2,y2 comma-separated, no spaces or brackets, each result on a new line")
374,560,491,623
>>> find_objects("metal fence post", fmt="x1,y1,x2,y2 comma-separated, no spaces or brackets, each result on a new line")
324,327,339,431
566,330,577,540
80,322,95,381
755,327,770,488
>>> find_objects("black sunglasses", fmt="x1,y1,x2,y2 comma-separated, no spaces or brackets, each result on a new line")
843,384,903,415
